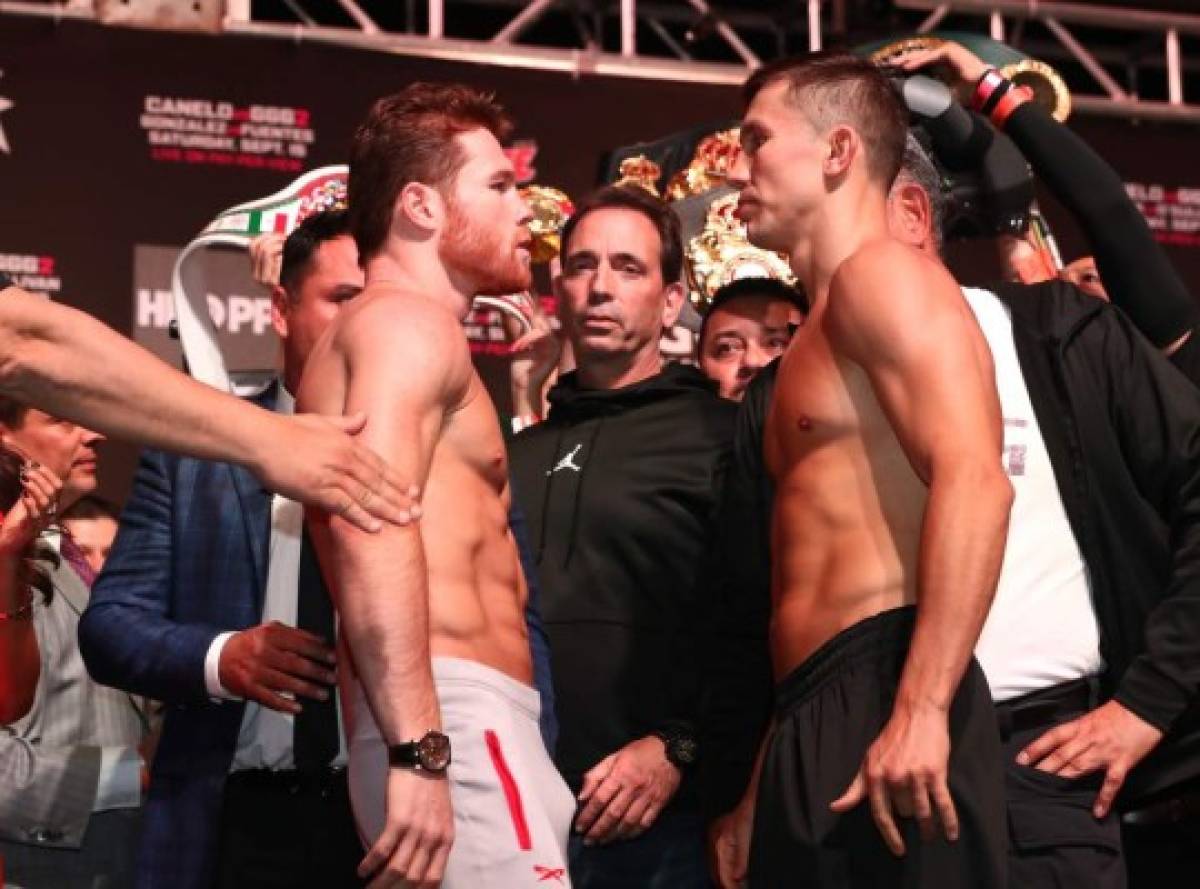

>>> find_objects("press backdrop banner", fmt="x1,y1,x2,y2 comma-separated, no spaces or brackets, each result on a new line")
0,12,1196,495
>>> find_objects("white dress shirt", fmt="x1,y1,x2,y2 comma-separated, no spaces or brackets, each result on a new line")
202,386,347,770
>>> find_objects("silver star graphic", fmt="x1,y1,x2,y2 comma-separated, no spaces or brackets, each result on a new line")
0,70,12,154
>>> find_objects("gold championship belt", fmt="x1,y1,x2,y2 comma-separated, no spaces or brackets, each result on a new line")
869,34,1071,122
613,156,664,196
665,129,742,202
869,35,947,66
1001,59,1072,123
665,128,797,312
686,192,797,311
521,185,575,264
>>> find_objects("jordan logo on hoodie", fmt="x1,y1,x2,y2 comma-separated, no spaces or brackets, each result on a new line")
549,443,584,475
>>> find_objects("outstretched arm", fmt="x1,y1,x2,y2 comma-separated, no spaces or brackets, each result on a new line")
895,43,1199,354
0,280,413,531
828,244,1013,855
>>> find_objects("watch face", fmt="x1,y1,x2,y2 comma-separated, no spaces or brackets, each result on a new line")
672,737,699,766
418,732,452,772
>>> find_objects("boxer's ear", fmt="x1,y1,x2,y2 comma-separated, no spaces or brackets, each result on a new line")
887,180,931,249
397,182,445,233
824,125,858,178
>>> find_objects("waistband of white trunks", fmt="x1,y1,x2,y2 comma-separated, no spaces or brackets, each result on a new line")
432,656,541,723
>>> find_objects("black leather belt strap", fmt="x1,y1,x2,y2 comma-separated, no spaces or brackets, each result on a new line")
994,677,1097,741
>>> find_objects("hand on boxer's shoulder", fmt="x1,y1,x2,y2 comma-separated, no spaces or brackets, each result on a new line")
256,410,422,533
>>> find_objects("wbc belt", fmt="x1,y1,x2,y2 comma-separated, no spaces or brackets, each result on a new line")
171,166,348,393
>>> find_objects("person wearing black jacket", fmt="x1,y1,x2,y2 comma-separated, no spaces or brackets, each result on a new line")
894,42,1200,883
509,185,735,888
996,80,1200,380
708,140,1200,888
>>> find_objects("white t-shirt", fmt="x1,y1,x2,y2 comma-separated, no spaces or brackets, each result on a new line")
962,287,1105,702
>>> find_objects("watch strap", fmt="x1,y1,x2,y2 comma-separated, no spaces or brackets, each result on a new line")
387,730,451,772
388,740,421,768
652,727,699,769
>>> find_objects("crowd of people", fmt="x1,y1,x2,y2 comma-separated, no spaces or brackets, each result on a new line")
1,39,1198,889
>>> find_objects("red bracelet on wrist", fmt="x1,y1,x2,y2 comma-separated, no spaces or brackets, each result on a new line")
972,69,1008,113
991,85,1034,129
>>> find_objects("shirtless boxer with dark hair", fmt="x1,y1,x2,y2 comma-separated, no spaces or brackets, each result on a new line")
727,53,1013,887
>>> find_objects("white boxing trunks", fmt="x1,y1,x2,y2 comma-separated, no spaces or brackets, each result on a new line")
348,657,575,887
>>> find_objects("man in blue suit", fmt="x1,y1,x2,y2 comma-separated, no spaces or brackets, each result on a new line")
79,209,557,889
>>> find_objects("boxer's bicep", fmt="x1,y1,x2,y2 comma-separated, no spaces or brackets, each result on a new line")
339,300,470,491
828,247,1004,483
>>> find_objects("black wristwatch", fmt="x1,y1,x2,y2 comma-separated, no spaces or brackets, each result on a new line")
388,731,452,773
652,727,699,771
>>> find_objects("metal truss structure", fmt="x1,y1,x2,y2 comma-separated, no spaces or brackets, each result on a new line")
5,0,1200,122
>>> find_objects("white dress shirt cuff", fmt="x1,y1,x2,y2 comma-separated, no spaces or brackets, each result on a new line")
204,631,240,701
94,746,142,812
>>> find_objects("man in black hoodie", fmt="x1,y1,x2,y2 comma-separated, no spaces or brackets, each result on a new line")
509,185,736,888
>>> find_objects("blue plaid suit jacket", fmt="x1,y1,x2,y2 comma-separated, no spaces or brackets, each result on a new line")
78,385,278,889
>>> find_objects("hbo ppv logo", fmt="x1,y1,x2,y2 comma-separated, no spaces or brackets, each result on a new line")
137,288,274,336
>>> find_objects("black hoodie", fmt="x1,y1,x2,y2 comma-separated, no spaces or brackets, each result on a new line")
508,363,735,796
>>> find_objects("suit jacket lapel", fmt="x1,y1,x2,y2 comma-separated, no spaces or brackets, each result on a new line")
48,552,91,620
230,465,272,608
229,380,281,607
